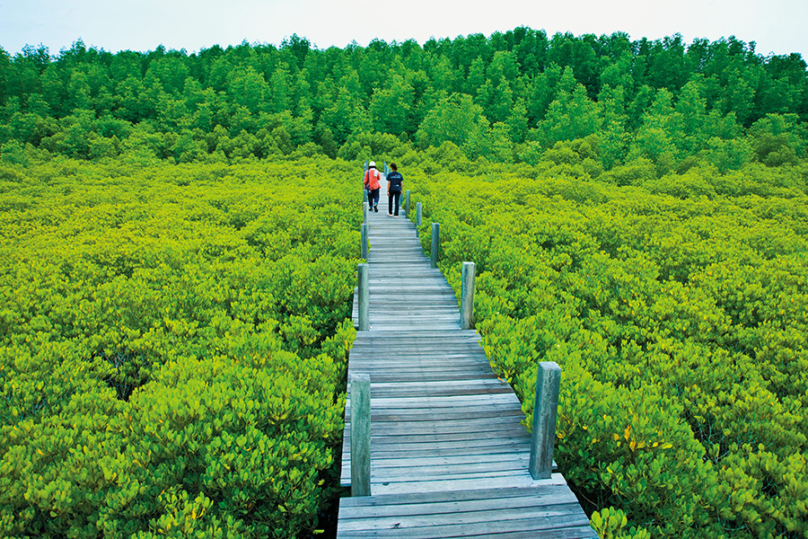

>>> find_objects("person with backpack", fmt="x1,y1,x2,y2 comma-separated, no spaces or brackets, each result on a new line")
363,161,381,212
386,162,404,217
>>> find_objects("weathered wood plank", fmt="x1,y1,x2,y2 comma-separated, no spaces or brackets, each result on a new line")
341,451,539,476
339,502,588,531
357,394,520,407
338,521,595,539
346,361,487,371
345,406,524,423
369,473,568,496
341,404,527,422
347,428,530,445
339,485,573,508
363,438,532,454
345,417,527,436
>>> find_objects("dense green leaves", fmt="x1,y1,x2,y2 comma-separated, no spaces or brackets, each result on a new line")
1,29,806,169
0,158,360,538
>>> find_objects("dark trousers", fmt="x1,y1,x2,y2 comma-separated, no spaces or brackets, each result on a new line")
369,188,380,207
388,191,401,216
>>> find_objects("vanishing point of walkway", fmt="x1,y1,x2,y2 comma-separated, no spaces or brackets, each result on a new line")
338,177,596,538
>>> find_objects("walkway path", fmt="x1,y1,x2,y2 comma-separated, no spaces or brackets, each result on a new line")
338,177,596,538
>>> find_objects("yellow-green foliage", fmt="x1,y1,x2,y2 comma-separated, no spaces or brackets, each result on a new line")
0,157,359,538
409,155,808,538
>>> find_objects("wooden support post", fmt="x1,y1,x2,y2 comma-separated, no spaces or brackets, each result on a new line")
405,190,411,215
529,362,561,480
360,223,368,259
362,188,368,203
416,202,422,228
460,261,475,330
358,263,369,331
430,223,440,269
363,202,368,224
350,373,371,496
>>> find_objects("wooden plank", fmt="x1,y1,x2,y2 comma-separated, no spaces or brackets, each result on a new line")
349,347,484,356
347,360,491,370
341,451,538,476
360,446,533,463
345,360,493,370
345,407,524,423
359,394,521,408
345,454,536,473
364,438,532,454
338,521,595,539
345,418,527,436
345,408,525,423
339,484,574,508
370,473,568,496
342,447,554,470
340,433,533,461
349,340,482,349
346,381,513,396
367,460,533,481
464,529,598,539
358,453,539,471
367,385,513,398
349,331,480,340
347,452,534,470
347,428,530,444
345,364,494,374
338,502,588,531
347,372,500,383
360,379,509,391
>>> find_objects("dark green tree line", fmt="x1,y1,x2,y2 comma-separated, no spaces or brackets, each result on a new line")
1,29,807,170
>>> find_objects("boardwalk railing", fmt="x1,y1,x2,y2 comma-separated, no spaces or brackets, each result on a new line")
340,173,595,538
530,362,562,479
350,373,372,496
353,213,565,483
430,222,440,268
460,261,475,330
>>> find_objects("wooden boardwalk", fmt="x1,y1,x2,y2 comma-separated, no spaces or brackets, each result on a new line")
339,179,596,538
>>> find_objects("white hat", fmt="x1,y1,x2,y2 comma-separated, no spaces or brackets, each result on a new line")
369,161,376,168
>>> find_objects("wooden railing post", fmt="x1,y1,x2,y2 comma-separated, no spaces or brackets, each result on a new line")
416,202,422,228
460,261,475,330
350,373,371,496
430,223,440,268
358,263,369,331
363,201,368,224
529,362,561,479
362,163,369,202
361,223,368,259
405,190,411,215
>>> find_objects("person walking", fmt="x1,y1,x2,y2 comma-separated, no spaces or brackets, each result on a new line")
363,161,381,212
386,163,404,217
